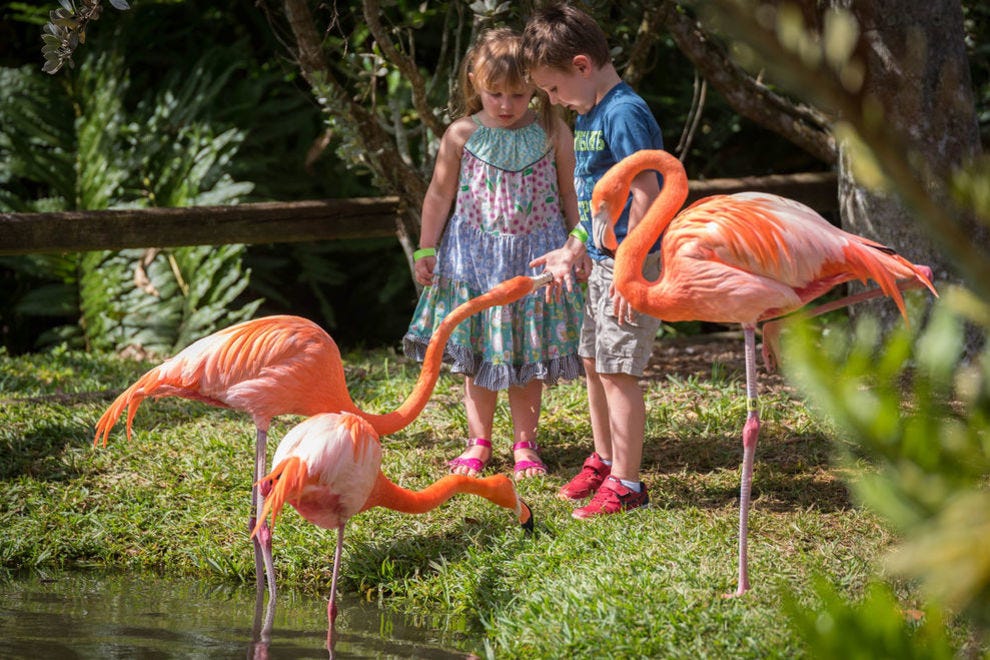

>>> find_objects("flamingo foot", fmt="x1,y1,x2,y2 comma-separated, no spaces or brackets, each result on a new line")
722,581,751,599
254,520,272,548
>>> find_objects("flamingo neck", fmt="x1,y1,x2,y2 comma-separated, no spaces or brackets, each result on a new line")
612,151,689,313
362,276,535,435
361,472,521,517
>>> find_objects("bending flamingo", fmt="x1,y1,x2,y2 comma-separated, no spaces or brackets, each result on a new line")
93,273,551,607
593,149,936,597
251,411,533,641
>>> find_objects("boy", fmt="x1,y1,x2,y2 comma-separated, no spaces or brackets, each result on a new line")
524,3,664,518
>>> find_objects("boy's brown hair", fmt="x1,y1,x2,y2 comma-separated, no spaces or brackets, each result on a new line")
521,3,611,71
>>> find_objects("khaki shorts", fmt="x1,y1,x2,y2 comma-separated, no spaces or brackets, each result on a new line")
579,254,662,376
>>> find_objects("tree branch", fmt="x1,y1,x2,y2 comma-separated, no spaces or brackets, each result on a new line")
660,1,837,165
362,0,447,141
279,0,426,267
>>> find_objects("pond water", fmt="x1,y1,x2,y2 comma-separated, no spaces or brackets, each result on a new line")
0,570,476,659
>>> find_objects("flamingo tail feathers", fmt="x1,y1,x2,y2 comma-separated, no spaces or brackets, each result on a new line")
251,456,307,538
843,243,938,322
93,372,157,447
93,363,232,447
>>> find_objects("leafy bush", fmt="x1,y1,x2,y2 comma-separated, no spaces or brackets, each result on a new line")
0,46,259,355
780,292,989,655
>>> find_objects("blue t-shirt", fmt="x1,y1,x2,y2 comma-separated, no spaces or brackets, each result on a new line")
574,82,664,261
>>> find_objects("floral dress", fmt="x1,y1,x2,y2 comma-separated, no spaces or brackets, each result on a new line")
403,117,584,390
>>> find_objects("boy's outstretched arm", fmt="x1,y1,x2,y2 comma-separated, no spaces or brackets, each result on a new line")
531,236,586,301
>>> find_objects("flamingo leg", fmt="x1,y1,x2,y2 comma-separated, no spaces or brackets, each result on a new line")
326,525,345,650
251,575,274,648
728,324,760,597
251,427,277,608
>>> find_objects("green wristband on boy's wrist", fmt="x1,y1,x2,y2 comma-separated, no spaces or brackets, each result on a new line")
413,247,436,261
569,225,589,243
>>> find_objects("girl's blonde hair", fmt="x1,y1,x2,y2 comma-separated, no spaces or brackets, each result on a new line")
457,27,558,142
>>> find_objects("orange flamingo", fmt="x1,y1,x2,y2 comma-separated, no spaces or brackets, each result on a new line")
93,273,551,607
593,149,937,597
251,411,533,638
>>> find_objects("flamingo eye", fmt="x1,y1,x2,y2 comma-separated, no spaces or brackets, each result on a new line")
259,476,276,497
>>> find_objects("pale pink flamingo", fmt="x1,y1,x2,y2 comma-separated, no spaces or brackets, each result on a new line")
252,411,533,643
594,149,936,596
93,273,551,607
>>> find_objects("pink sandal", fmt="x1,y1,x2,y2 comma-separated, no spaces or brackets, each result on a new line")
448,437,492,476
513,440,547,479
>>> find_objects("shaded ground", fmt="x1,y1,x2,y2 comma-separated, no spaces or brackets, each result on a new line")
644,331,789,393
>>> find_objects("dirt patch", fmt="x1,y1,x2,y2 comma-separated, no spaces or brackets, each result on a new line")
643,331,789,394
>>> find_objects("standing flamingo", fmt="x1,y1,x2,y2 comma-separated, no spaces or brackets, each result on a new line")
93,273,551,609
251,411,533,643
592,149,936,597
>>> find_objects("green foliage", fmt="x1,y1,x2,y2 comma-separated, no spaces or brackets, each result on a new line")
781,577,957,659
0,42,261,355
5,1,392,355
79,246,261,355
781,294,990,650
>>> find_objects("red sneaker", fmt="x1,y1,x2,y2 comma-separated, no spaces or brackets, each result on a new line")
557,452,611,501
571,476,649,519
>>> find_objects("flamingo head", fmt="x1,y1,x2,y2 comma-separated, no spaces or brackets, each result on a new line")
590,170,629,253
590,150,688,255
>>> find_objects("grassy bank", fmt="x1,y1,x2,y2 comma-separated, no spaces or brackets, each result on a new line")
0,342,904,657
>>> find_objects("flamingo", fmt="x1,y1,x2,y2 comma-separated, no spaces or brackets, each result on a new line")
592,149,937,597
93,272,551,609
251,411,533,642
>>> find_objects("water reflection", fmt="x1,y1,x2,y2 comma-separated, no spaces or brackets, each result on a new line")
0,571,476,659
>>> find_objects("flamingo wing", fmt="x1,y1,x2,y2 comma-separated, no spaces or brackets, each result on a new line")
658,193,932,324
94,316,355,445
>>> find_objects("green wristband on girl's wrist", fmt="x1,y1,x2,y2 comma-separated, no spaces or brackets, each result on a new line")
569,225,589,243
413,247,436,261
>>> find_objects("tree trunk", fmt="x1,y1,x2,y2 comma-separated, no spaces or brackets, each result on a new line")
836,0,983,339
278,0,425,280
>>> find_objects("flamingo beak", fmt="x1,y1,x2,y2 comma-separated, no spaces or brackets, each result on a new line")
530,271,553,289
518,499,535,534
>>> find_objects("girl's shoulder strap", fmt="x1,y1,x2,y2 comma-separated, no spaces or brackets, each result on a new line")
443,116,481,153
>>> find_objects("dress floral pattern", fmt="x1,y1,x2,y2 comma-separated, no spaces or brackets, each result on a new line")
403,117,584,390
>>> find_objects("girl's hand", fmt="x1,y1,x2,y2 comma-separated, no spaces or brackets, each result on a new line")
530,248,577,302
531,249,573,287
414,255,436,286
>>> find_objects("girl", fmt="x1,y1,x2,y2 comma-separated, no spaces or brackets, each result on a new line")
403,28,585,480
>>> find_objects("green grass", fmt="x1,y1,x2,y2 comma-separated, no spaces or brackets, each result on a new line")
0,343,910,657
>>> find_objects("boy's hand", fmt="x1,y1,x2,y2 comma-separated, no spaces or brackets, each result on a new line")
609,282,636,325
574,254,593,282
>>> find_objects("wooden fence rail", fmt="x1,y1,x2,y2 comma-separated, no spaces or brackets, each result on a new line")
0,172,836,256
